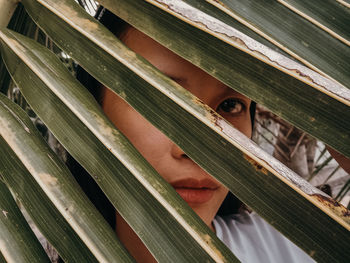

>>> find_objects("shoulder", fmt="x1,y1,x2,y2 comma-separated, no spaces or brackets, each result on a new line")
213,212,315,263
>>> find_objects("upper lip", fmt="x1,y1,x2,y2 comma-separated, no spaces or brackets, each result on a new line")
170,178,220,190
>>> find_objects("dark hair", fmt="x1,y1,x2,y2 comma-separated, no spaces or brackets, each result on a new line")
71,7,256,228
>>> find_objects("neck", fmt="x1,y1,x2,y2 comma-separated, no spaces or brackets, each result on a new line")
116,213,157,263
116,213,216,263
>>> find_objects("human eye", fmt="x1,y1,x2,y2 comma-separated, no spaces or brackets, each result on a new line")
216,98,245,115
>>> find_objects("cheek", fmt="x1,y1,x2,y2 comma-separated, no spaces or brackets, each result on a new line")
241,120,252,138
102,89,170,167
227,114,252,138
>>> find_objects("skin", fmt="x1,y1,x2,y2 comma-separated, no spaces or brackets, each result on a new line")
101,27,350,263
101,27,252,263
327,147,350,175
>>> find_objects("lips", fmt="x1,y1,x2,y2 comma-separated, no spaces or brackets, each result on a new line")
170,178,219,204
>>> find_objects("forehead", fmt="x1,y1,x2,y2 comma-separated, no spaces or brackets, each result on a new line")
120,27,248,101
121,27,192,73
121,27,205,82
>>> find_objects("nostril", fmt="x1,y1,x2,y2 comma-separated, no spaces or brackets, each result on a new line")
181,152,189,159
171,143,188,159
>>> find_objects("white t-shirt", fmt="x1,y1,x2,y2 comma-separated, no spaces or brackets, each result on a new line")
213,212,315,263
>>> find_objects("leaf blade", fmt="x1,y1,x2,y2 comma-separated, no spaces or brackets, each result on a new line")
0,131,98,262
5,2,350,261
0,179,49,263
278,0,350,46
0,93,134,262
98,0,350,158
0,28,237,263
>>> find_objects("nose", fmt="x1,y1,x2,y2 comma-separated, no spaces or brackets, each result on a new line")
171,143,189,160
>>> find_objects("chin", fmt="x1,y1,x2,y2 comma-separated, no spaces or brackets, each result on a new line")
187,201,219,228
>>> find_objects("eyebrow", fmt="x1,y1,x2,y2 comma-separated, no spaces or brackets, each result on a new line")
163,71,248,100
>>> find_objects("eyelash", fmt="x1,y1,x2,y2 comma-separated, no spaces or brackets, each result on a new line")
216,98,245,115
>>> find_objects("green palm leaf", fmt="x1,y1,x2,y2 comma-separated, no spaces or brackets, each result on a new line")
0,29,237,263
0,179,49,262
0,121,98,261
0,92,133,262
99,0,350,158
277,0,350,46
337,0,350,8
0,0,349,262
207,0,350,79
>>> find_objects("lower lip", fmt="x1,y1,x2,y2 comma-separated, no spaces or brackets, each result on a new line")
175,188,215,204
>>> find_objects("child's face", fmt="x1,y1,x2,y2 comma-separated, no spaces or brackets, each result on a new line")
102,28,252,227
